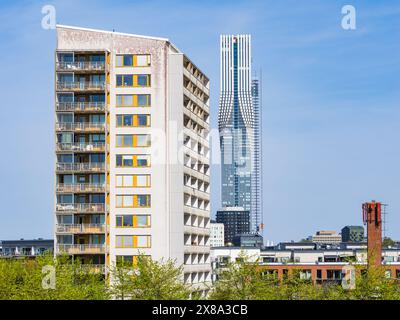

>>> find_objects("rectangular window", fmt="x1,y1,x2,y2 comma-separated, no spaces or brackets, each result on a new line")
116,94,151,107
116,135,150,147
116,215,151,228
135,135,151,147
116,195,151,208
116,155,151,167
116,74,150,87
116,75,133,87
123,55,133,67
136,75,149,86
116,115,150,127
116,55,123,67
115,235,151,248
116,54,151,67
115,175,151,187
135,55,150,67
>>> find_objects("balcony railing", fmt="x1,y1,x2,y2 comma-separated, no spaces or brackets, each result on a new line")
56,183,105,193
56,61,105,71
56,142,106,152
56,244,106,254
56,102,106,112
56,162,105,173
56,81,106,91
56,224,106,234
184,245,210,254
55,203,105,213
55,122,105,132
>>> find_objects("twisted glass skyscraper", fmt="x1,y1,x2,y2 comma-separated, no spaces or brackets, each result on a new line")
218,35,262,234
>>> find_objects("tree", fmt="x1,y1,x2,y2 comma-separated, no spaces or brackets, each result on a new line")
209,252,279,300
349,265,400,300
382,237,396,248
0,254,108,300
108,255,191,300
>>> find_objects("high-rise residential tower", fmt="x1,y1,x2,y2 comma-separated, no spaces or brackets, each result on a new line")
218,35,262,233
54,25,211,291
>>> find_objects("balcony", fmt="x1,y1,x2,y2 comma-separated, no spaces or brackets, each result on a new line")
56,162,105,173
56,244,106,255
56,81,106,92
56,142,106,153
56,61,105,72
55,122,105,132
55,203,106,214
56,183,105,193
56,224,106,234
184,245,210,255
56,102,106,113
184,264,211,273
184,225,210,237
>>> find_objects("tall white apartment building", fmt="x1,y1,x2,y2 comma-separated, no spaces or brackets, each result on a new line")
210,222,225,247
54,25,211,290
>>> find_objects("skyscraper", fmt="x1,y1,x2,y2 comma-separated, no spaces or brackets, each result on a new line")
218,35,262,234
54,25,211,292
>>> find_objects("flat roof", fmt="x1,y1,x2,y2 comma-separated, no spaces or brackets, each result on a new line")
56,24,169,42
1,239,54,245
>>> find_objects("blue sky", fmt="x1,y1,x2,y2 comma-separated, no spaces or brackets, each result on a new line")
0,0,399,243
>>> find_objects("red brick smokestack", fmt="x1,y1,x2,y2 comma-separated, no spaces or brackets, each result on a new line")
362,201,382,268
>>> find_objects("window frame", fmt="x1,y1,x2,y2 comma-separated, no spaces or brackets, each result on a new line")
116,74,151,87
116,94,151,107
115,235,151,248
116,134,151,147
115,54,151,67
116,154,151,168
115,215,151,228
116,194,151,208
116,114,151,127
115,174,151,188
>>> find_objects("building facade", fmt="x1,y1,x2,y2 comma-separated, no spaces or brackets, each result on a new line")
311,231,342,245
54,25,211,290
216,207,250,244
0,239,54,257
210,222,225,247
341,226,364,243
218,35,261,233
211,245,400,283
232,233,264,248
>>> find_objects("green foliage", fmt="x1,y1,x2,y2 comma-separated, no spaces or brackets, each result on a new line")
349,266,400,300
382,237,396,248
208,253,400,300
0,254,108,300
209,252,280,300
108,254,191,300
2,252,400,300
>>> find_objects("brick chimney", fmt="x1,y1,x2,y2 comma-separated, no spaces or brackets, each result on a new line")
362,201,382,268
